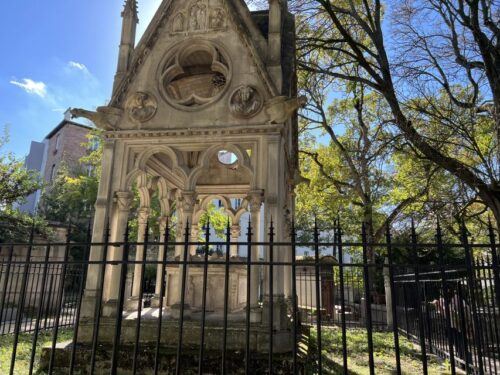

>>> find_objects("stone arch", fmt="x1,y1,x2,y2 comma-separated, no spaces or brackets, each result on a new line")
136,172,152,209
187,143,254,190
135,145,189,179
192,194,249,227
156,177,175,216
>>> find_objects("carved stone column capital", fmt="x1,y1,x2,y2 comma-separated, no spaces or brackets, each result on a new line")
115,191,133,211
231,225,241,237
177,190,198,214
137,207,150,225
158,216,170,229
247,190,264,213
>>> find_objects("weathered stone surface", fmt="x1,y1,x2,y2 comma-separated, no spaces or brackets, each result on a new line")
71,0,302,361
40,343,303,374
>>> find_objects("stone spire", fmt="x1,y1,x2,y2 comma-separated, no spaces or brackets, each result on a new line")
268,0,283,91
113,0,139,95
122,0,138,19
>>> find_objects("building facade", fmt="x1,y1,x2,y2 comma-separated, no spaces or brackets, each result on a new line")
17,111,92,214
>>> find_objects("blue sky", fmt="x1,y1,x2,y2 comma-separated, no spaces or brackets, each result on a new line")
0,0,163,157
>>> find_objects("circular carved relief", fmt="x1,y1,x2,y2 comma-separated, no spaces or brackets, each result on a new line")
229,85,263,118
126,92,157,123
159,41,231,111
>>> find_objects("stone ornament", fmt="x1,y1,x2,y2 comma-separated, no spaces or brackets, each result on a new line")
172,13,185,33
264,95,307,124
126,92,158,123
70,106,122,131
171,0,227,34
209,8,226,29
115,191,133,211
229,86,263,118
159,41,231,111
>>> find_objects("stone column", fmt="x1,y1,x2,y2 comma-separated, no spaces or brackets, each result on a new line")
80,141,117,318
190,225,200,256
152,216,169,308
171,191,197,317
102,191,132,316
249,192,263,322
129,208,150,303
283,206,293,299
230,225,240,257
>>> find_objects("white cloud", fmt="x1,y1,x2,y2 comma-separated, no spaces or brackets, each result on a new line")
68,61,89,73
10,78,47,98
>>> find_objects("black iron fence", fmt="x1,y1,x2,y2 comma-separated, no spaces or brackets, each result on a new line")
0,220,499,374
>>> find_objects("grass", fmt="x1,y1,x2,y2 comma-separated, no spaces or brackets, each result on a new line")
0,329,73,375
309,327,450,374
0,327,450,374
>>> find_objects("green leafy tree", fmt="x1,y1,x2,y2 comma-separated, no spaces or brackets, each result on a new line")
292,0,500,230
0,129,42,207
38,130,102,238
0,128,45,241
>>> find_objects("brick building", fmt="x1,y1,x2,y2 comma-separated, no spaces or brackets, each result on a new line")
17,110,93,214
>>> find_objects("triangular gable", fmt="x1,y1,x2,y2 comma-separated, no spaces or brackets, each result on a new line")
110,0,278,107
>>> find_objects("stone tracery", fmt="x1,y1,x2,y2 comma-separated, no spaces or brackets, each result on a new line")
159,41,231,110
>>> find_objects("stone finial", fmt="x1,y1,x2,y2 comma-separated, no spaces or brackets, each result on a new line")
122,0,138,21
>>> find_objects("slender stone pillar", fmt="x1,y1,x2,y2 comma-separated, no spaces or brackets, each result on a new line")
249,192,263,322
131,208,150,299
190,225,200,256
230,225,240,257
102,191,132,316
152,216,169,307
171,191,197,317
80,141,116,318
283,207,293,299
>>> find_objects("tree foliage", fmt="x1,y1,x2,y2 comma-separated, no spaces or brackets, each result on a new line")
0,129,42,207
291,0,499,230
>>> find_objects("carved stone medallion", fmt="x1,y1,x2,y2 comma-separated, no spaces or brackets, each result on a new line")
126,92,157,123
229,86,263,118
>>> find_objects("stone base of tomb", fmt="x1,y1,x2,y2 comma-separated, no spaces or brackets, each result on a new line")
74,316,293,353
39,314,301,374
40,342,305,374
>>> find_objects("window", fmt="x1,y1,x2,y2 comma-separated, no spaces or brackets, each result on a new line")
217,150,238,165
50,164,57,181
54,134,61,153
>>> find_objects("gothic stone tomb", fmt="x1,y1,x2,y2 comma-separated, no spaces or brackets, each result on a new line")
68,0,303,358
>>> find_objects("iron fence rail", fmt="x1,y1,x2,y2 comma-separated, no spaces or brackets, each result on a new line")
0,220,498,374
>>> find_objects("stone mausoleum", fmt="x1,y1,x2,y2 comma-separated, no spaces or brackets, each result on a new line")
71,0,304,354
